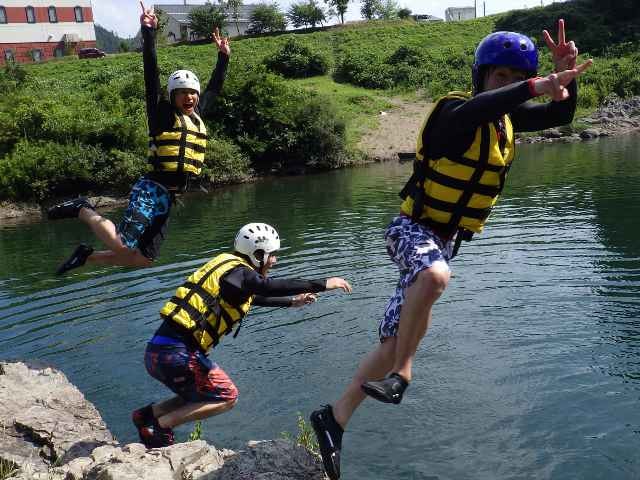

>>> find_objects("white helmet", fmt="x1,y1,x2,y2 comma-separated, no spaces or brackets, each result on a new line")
234,223,281,268
167,69,200,96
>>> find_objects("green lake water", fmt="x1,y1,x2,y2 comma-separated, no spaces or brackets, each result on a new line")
1,134,639,479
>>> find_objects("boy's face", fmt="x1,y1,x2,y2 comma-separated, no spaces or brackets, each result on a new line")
259,253,277,276
484,66,528,91
173,88,199,115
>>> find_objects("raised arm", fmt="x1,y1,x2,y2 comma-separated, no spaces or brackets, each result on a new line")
140,1,162,133
199,28,231,117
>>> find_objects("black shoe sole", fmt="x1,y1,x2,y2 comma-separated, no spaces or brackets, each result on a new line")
310,411,341,480
361,382,403,404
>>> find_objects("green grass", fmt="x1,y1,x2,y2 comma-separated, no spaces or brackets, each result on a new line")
0,458,19,480
293,76,394,146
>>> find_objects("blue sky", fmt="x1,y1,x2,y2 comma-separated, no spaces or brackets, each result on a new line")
92,0,565,38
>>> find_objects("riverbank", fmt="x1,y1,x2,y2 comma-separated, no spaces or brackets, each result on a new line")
1,94,638,222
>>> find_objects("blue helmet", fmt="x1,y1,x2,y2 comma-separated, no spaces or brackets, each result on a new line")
475,31,538,72
472,31,538,93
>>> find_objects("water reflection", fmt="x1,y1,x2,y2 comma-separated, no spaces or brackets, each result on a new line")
1,135,639,479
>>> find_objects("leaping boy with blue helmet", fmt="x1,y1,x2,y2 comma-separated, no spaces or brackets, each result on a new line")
309,19,592,480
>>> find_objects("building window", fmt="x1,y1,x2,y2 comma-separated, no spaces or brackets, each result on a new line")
0,6,7,24
25,5,36,23
54,47,64,58
74,6,83,22
31,49,43,62
4,49,14,62
48,6,57,22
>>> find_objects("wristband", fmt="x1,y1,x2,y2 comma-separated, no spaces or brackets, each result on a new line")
528,77,544,97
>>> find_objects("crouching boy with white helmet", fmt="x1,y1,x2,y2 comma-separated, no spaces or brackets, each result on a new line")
132,222,352,448
48,2,231,275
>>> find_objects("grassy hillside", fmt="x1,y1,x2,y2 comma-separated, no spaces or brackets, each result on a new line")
0,1,638,203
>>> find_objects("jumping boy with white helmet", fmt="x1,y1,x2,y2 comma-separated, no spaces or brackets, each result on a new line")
310,20,592,480
48,2,231,275
132,222,352,448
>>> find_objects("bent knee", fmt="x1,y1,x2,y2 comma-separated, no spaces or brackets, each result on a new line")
415,266,450,295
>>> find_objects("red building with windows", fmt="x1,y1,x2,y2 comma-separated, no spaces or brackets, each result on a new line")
0,0,96,64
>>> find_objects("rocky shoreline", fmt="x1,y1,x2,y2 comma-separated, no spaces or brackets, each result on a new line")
0,361,325,480
517,94,640,144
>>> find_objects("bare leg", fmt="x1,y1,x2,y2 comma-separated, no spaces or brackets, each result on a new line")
78,207,152,268
155,399,237,429
332,338,396,429
392,263,450,382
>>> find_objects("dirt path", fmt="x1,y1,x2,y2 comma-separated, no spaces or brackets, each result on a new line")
358,97,431,161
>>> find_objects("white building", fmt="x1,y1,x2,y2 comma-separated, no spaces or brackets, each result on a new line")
154,3,259,42
445,6,476,21
0,0,96,64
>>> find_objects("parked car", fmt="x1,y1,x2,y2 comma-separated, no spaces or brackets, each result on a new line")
78,48,106,59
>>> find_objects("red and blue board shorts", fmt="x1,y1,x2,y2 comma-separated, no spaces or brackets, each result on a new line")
144,342,238,403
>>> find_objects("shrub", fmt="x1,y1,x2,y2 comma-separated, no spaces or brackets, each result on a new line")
289,96,348,169
200,136,252,184
220,69,348,172
264,38,329,78
0,140,147,201
334,52,395,89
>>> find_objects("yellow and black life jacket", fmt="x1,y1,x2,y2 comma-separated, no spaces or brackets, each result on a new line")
399,91,515,252
160,253,254,352
148,110,207,176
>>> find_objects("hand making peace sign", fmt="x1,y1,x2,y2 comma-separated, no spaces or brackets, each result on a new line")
139,1,158,29
543,19,578,72
212,27,231,57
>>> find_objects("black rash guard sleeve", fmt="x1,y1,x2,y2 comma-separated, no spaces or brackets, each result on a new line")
425,79,577,159
219,265,326,307
198,52,229,119
252,295,294,307
142,25,164,135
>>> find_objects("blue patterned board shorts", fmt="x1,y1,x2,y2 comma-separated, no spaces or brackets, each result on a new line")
117,178,171,260
378,216,455,341
145,342,238,403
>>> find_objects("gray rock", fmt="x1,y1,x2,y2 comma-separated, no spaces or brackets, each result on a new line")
1,362,326,480
0,361,114,473
580,128,601,139
543,128,563,138
208,439,326,480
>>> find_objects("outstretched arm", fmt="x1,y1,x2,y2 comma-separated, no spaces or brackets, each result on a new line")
199,28,231,117
140,1,162,133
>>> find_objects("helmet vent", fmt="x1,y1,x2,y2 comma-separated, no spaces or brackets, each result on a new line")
520,42,528,50
503,40,512,49
243,235,250,239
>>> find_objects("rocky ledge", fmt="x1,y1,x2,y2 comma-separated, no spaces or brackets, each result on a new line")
518,94,640,144
0,361,326,480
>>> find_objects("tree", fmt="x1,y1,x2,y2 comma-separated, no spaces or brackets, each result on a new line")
188,4,226,40
247,3,287,34
360,0,382,20
287,0,326,28
378,0,399,19
324,0,349,24
398,7,412,19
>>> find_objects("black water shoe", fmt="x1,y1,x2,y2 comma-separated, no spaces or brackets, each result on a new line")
56,244,94,275
310,404,343,480
47,197,94,220
146,416,175,449
132,404,155,445
361,372,409,404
